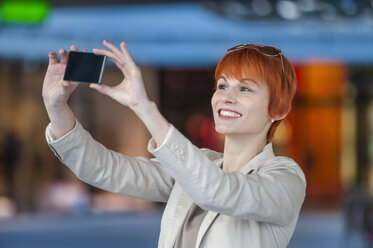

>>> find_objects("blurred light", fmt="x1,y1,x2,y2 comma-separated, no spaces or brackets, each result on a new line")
222,1,251,18
186,114,207,139
251,0,272,17
297,0,316,12
318,2,338,21
361,8,373,25
206,0,373,21
340,0,358,16
0,197,15,218
276,0,300,20
0,0,50,24
272,119,293,146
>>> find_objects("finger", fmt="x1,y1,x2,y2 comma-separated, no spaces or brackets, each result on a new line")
59,49,69,65
120,41,136,66
89,83,115,97
103,40,125,62
70,45,78,52
70,45,87,53
113,61,124,71
93,48,125,70
93,48,121,63
48,51,58,65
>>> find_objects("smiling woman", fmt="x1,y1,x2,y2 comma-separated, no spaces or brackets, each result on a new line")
42,40,305,248
215,44,297,140
211,76,271,143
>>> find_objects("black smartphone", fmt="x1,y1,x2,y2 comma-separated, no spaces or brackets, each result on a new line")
63,51,106,84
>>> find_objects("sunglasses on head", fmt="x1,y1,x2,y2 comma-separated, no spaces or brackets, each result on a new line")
227,44,285,74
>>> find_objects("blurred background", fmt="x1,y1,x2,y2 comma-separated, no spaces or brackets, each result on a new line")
0,0,372,247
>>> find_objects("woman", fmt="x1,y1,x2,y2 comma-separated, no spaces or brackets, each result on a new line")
42,40,306,248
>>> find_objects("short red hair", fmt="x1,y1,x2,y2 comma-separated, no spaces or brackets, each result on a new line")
214,47,297,141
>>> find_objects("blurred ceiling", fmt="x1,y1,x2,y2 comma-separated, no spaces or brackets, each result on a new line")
50,0,198,6
50,0,373,20
0,2,372,67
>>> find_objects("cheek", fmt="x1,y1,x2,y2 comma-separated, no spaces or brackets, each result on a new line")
256,101,269,120
244,99,270,121
257,99,269,116
211,93,218,110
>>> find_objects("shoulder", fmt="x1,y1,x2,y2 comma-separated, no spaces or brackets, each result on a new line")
261,156,306,184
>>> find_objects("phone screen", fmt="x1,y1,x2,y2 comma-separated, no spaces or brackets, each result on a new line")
63,51,106,84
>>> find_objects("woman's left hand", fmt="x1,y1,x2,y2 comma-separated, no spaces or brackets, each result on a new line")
91,40,150,110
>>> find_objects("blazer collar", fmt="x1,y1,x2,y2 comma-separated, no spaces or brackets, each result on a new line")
215,142,275,174
240,142,275,174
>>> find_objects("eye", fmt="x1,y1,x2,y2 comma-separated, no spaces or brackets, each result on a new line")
240,86,253,92
217,84,228,90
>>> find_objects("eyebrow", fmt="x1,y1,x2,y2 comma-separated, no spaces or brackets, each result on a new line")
217,76,227,82
217,76,259,85
241,78,259,85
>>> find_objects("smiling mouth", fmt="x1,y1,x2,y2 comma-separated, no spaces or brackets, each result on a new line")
218,109,242,118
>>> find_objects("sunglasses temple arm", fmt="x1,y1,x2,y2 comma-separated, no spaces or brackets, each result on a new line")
280,55,285,74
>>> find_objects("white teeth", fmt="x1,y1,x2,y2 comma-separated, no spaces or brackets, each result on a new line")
220,110,242,118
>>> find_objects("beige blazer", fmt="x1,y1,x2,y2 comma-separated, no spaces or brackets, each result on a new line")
46,121,306,248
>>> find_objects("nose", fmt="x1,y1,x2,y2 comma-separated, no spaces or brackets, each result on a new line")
221,89,237,104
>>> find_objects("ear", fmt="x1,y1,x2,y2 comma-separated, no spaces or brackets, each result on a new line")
271,107,291,122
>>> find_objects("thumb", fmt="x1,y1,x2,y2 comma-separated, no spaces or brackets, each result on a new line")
89,83,114,97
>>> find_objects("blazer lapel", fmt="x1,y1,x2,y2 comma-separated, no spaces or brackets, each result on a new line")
195,210,219,248
166,157,224,248
166,184,194,248
195,144,275,247
195,157,223,248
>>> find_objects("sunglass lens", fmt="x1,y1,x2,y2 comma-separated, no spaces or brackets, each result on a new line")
258,46,278,56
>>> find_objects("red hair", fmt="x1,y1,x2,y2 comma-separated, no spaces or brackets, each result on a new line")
214,47,297,141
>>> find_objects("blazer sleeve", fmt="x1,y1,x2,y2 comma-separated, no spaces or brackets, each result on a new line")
46,120,175,203
148,125,306,225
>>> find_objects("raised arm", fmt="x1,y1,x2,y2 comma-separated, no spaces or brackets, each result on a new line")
46,120,175,202
42,44,175,202
149,128,306,225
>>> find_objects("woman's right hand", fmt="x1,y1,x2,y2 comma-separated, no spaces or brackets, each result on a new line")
42,45,82,108
42,45,86,139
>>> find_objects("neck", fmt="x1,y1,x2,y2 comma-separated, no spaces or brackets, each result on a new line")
222,133,267,172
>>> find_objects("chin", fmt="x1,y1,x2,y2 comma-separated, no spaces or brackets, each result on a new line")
215,125,233,135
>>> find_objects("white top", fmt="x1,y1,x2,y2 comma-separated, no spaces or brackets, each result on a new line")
46,120,306,248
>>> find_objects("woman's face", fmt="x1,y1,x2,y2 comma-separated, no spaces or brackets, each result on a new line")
211,75,272,136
